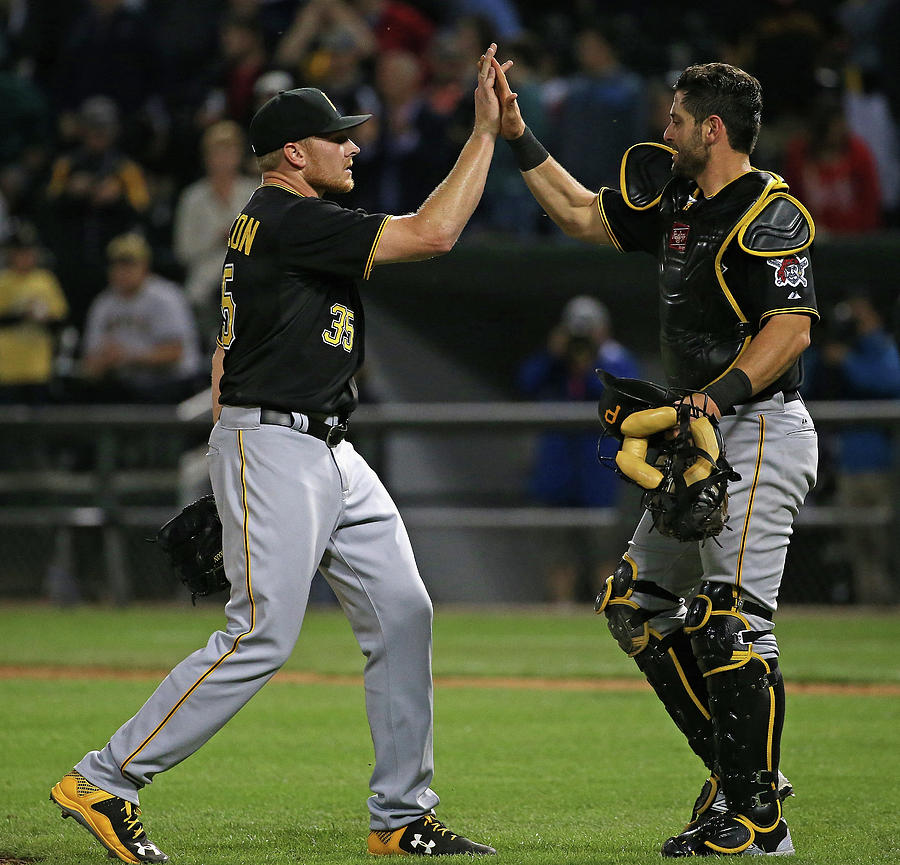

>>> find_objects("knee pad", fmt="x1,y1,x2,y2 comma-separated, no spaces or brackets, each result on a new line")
595,556,681,657
685,582,774,676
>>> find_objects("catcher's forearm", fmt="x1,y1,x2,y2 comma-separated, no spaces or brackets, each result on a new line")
705,314,810,410
520,157,611,245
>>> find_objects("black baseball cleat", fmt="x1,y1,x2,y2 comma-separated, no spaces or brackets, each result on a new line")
684,771,794,832
684,774,727,832
50,770,168,863
662,810,794,857
367,813,496,856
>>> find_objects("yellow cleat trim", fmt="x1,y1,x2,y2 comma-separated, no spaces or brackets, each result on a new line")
367,826,409,856
50,772,141,864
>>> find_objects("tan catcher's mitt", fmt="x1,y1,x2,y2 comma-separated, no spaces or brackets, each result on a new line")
597,371,741,542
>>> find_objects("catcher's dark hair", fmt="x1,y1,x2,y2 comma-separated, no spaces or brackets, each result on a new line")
674,63,763,154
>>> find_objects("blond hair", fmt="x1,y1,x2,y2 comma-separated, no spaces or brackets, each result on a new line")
256,149,283,172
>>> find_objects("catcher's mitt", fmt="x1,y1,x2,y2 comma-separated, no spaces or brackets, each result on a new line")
596,371,740,542
156,495,228,603
596,369,685,440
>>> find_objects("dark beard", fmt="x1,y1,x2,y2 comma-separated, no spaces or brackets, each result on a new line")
672,142,710,179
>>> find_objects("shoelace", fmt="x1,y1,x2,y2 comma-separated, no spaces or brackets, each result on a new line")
121,801,145,841
422,815,457,839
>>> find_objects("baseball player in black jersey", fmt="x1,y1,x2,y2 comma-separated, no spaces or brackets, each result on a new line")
50,46,509,863
491,60,818,857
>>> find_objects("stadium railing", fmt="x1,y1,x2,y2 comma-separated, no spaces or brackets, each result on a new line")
1,399,897,603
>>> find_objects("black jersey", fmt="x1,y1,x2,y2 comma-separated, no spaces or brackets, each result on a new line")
217,184,390,416
598,165,819,396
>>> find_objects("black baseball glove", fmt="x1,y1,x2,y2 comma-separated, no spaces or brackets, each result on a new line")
597,370,741,543
156,495,228,603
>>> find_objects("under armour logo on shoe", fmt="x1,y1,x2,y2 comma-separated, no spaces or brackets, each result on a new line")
135,842,162,856
410,834,436,854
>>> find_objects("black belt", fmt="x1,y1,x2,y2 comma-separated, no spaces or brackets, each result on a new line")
783,390,801,403
736,597,774,619
259,409,348,447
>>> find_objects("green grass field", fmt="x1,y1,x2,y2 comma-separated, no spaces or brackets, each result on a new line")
1,603,898,864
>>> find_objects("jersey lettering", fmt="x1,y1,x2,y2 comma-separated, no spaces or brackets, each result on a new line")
220,263,236,348
322,304,355,352
228,214,260,256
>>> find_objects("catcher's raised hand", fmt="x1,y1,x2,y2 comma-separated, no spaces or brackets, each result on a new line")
490,53,525,140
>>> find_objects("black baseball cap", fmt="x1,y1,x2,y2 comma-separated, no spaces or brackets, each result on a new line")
248,88,372,156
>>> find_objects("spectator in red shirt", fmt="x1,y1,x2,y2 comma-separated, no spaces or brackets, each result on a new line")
354,0,436,56
784,92,882,234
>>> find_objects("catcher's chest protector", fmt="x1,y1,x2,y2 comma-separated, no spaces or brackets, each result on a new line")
655,171,781,389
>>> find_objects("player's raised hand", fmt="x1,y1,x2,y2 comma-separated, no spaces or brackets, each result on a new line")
473,43,501,135
490,55,525,140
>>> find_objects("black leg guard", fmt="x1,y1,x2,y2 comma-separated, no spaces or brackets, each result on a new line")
661,582,794,857
595,559,715,771
635,629,716,770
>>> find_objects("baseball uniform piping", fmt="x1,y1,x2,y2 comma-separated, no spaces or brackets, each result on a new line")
597,190,624,252
760,306,819,321
260,181,304,196
363,215,391,280
713,176,785,324
735,414,766,591
119,431,256,779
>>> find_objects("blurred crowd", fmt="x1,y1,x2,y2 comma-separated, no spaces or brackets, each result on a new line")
1,0,900,405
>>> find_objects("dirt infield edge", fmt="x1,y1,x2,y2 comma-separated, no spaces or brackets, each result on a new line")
1,665,898,696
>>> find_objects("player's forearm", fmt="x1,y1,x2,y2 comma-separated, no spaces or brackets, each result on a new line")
415,130,496,250
700,316,811,415
375,130,496,262
521,158,606,239
736,316,811,393
211,345,224,423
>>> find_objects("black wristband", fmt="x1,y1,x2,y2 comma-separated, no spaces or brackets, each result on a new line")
702,368,753,413
507,126,549,172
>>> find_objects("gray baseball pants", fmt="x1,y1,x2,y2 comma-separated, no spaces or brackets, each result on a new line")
620,392,818,652
77,405,439,830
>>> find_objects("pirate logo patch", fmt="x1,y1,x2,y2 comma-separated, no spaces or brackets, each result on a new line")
767,255,809,289
668,222,690,252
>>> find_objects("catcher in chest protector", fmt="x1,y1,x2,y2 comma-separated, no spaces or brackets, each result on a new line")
491,56,819,857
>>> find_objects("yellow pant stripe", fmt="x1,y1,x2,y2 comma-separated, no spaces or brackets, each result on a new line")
736,414,766,590
120,431,256,779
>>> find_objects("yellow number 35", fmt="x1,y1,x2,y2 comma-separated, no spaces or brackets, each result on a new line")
322,304,355,352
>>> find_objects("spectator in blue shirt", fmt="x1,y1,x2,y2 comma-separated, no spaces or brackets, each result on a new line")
804,289,900,603
518,295,641,602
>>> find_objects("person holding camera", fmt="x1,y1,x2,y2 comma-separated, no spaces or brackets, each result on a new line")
517,295,640,603
803,289,900,603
